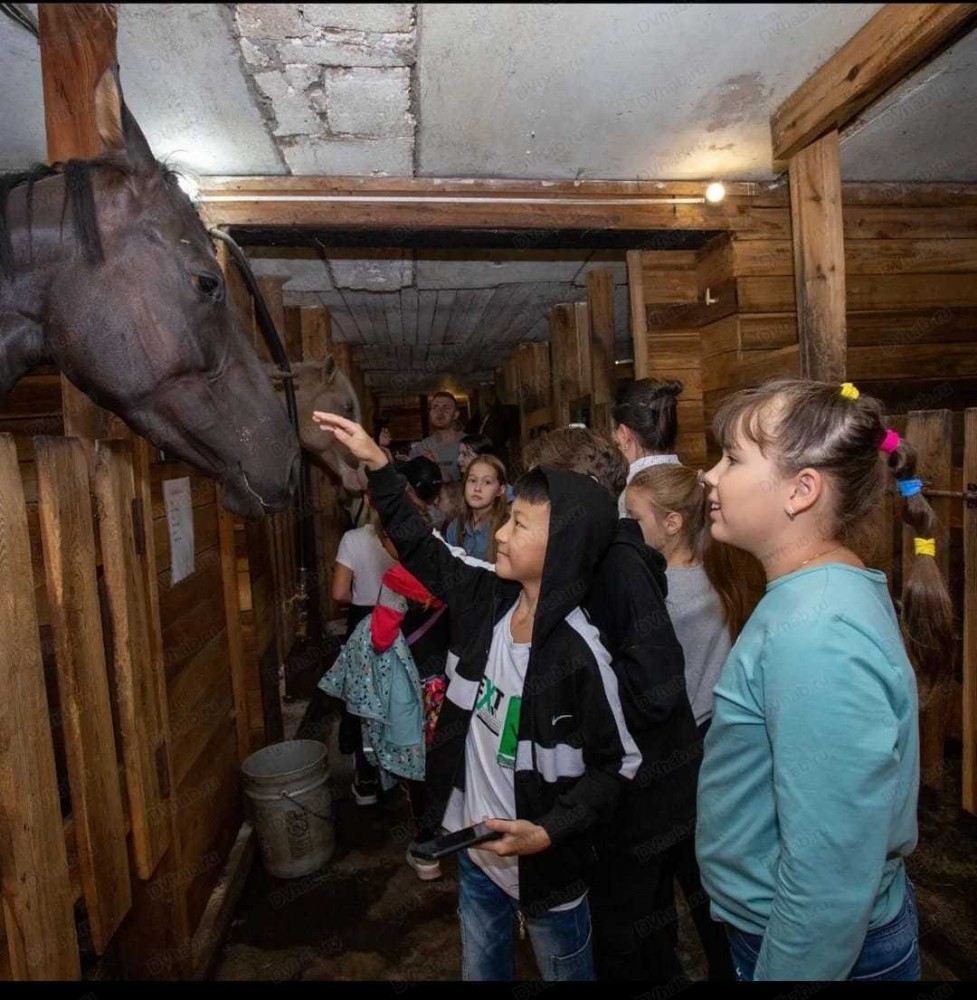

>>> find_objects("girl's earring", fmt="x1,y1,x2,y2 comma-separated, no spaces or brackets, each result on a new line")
786,506,797,521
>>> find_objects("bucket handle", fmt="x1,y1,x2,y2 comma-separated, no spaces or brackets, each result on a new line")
280,789,332,823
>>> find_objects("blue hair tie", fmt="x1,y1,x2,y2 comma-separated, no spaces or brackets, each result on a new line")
897,478,923,498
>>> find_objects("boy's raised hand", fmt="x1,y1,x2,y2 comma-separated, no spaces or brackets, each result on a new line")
312,412,390,471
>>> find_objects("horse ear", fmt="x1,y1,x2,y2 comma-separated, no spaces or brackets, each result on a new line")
94,65,156,173
94,66,124,153
322,354,337,383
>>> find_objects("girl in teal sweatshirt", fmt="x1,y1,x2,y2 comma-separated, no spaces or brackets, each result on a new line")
696,379,953,981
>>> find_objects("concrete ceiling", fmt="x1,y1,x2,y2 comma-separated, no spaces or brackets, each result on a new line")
3,4,975,393
5,3,896,178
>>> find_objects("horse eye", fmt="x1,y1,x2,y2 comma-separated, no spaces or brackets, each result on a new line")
192,272,224,302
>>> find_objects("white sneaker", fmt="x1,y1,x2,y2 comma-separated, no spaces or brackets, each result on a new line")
406,845,442,881
351,777,379,806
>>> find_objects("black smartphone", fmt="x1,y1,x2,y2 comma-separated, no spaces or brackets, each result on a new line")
412,823,503,860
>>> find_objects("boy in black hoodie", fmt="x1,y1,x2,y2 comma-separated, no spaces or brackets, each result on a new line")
525,428,728,982
314,412,641,981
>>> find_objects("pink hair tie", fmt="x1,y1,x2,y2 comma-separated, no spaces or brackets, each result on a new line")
880,429,901,453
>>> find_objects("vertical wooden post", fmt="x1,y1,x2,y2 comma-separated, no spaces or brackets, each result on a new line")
283,306,303,361
38,4,128,452
514,346,532,452
573,302,592,409
254,276,287,366
626,250,649,380
532,343,551,424
788,130,847,382
903,409,952,797
587,270,616,434
0,435,80,980
549,305,574,428
963,408,977,816
300,306,332,363
218,498,251,766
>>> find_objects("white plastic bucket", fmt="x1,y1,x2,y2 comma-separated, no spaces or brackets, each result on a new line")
241,740,335,879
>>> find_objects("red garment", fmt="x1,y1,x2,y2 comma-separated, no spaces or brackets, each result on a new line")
370,562,444,653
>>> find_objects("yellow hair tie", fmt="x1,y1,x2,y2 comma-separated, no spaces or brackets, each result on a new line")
839,382,860,400
914,537,936,557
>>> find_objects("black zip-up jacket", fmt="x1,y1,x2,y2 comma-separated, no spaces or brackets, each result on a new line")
585,519,700,859
368,462,642,915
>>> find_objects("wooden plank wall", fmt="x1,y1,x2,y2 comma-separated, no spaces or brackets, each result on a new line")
626,193,977,815
150,459,243,937
629,193,977,465
0,238,314,976
549,302,595,428
36,437,132,954
506,342,552,449
0,419,230,977
0,381,84,977
627,248,711,468
500,272,617,450
0,434,79,980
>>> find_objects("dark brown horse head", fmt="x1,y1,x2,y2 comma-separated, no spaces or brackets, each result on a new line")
0,67,299,519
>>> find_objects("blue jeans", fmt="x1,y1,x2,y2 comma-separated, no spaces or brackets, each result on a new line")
728,880,920,981
457,850,595,981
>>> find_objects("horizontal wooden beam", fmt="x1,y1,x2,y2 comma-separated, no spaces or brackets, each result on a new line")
772,3,977,161
199,176,776,233
202,176,977,238
751,181,977,207
201,176,767,198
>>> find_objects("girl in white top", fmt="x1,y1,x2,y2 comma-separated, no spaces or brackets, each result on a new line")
334,515,396,626
612,378,684,515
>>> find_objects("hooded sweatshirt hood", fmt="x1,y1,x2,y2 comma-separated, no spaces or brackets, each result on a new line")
531,467,618,646
613,516,669,598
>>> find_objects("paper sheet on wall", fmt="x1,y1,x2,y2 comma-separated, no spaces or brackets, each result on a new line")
163,477,195,585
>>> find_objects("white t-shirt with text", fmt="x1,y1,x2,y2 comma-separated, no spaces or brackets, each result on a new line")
443,606,582,910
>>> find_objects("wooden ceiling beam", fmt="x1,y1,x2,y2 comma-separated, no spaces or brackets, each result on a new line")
200,176,767,198
771,3,977,163
201,176,977,235
198,176,779,232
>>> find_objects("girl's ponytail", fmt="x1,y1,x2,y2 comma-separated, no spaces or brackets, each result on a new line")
887,438,955,696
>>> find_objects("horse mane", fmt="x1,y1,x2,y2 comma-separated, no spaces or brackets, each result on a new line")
0,154,179,280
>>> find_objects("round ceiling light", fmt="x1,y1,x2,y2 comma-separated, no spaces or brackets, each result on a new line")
705,181,726,204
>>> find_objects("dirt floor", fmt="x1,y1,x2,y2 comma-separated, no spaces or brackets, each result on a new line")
213,643,972,982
